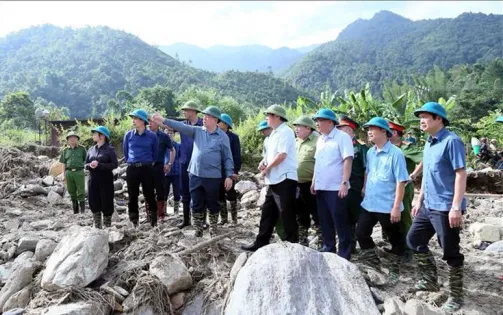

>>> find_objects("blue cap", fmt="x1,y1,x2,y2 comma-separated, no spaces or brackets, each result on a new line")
220,113,233,128
256,120,270,131
363,117,392,138
91,126,111,140
414,102,449,126
496,116,503,123
312,108,338,124
129,109,149,125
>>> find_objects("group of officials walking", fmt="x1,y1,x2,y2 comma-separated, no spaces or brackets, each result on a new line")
60,100,467,313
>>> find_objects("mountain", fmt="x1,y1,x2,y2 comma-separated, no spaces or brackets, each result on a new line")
0,25,306,118
159,43,311,73
284,11,503,94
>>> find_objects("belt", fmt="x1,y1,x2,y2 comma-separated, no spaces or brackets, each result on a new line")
68,168,83,172
128,163,152,168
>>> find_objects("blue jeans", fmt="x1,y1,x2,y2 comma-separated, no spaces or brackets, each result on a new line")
407,206,464,267
316,190,351,260
189,174,221,215
164,175,180,202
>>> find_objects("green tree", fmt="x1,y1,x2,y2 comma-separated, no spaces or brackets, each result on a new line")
0,92,36,129
132,85,177,116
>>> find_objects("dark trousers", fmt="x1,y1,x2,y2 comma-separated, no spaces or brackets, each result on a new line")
256,179,298,245
88,172,114,216
189,174,221,214
317,190,351,259
164,175,181,202
180,162,191,206
219,179,237,202
357,209,406,256
296,182,319,229
347,189,363,226
152,163,166,201
407,207,464,267
126,165,156,223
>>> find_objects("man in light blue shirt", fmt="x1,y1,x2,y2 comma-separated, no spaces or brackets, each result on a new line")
357,117,408,282
151,106,234,237
406,102,467,313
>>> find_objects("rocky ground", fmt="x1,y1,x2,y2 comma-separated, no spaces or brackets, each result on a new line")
0,147,502,315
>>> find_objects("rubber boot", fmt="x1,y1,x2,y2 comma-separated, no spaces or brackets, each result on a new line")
230,200,238,224
93,212,102,229
350,225,358,254
79,201,86,213
202,209,209,230
173,201,180,215
314,225,323,250
177,202,191,229
388,255,402,285
298,226,309,246
219,201,228,225
103,215,112,228
413,251,440,292
209,212,219,237
193,212,204,237
360,248,381,267
72,200,79,214
145,202,150,218
442,266,464,313
157,200,166,221
150,202,158,227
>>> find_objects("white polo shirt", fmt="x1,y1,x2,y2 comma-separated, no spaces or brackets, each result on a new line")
314,127,354,191
265,123,298,185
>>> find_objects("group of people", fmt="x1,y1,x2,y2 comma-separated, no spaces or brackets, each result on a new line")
60,100,473,313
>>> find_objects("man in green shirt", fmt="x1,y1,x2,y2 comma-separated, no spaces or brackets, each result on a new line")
337,115,369,253
388,121,423,258
293,116,322,248
59,131,87,214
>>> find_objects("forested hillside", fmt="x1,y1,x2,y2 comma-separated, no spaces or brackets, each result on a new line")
0,25,305,118
285,11,503,95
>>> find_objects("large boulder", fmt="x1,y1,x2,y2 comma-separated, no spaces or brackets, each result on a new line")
41,226,109,291
0,259,40,310
485,240,503,253
235,181,257,195
35,239,57,262
149,255,192,294
49,161,64,177
469,223,501,242
2,284,32,312
240,190,260,208
224,243,379,315
13,184,48,197
16,236,40,255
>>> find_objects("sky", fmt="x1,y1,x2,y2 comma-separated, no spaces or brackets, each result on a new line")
0,1,501,49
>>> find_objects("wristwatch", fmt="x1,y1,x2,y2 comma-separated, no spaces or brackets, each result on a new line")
451,206,461,211
168,162,172,166
341,181,348,186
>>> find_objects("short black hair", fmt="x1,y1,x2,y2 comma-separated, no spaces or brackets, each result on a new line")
396,130,404,137
280,117,287,122
430,114,448,126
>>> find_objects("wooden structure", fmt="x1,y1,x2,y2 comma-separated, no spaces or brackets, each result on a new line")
48,118,110,147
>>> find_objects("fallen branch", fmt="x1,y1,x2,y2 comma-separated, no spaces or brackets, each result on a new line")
174,232,235,256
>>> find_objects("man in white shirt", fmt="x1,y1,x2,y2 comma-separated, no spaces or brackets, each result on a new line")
242,105,298,251
311,108,354,260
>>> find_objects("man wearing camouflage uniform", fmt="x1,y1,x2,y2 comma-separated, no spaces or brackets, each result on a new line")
59,131,87,214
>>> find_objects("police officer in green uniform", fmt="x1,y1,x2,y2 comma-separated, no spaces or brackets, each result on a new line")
59,131,87,214
388,121,423,259
337,115,368,253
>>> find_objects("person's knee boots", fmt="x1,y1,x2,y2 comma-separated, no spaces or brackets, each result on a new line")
230,200,238,224
209,212,219,237
103,215,112,228
413,251,439,291
173,200,180,215
178,202,191,229
72,200,79,214
157,200,166,221
79,201,85,213
93,212,102,229
298,226,309,246
442,265,464,312
193,212,204,237
219,201,228,225
314,225,323,250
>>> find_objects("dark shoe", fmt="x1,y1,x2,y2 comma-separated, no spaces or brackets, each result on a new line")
177,202,191,229
72,200,79,214
79,201,86,213
103,215,112,228
241,242,265,252
93,212,102,229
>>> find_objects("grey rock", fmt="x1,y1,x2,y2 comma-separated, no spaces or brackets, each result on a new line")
229,252,248,284
149,255,192,295
114,180,124,191
14,184,48,197
225,243,379,315
34,239,57,262
0,259,40,310
47,191,62,204
50,186,65,196
383,297,404,315
2,284,32,312
257,187,267,207
113,286,129,297
485,240,503,253
16,236,40,255
3,308,25,315
36,302,106,315
235,181,257,195
42,176,55,187
0,262,13,285
30,219,53,230
403,299,442,315
4,220,20,231
371,287,390,305
240,190,260,208
6,209,22,217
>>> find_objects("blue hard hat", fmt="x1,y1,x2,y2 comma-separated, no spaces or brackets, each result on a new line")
497,116,503,123
312,108,338,124
220,113,233,128
256,120,270,131
129,109,149,125
91,126,111,140
363,117,392,138
414,102,449,126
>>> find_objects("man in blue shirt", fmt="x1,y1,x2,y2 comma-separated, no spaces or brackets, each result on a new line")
218,113,242,225
164,128,181,215
357,117,408,282
406,102,467,313
122,109,159,227
149,119,175,222
178,100,203,229
151,106,234,237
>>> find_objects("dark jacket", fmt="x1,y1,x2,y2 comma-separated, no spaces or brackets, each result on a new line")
85,142,119,177
226,130,241,174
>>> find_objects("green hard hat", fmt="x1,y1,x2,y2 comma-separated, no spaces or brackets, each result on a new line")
181,100,201,112
264,104,288,121
201,106,222,120
293,115,316,130
66,131,80,140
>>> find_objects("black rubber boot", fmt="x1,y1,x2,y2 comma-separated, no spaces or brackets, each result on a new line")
177,202,191,229
93,212,102,229
72,200,79,214
219,201,228,225
79,201,86,214
103,215,112,228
